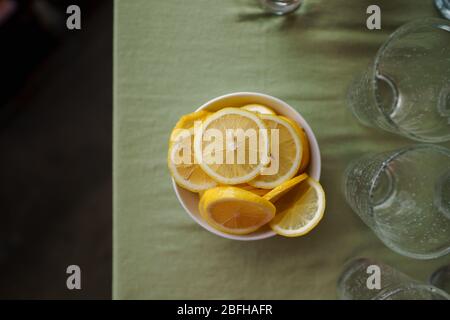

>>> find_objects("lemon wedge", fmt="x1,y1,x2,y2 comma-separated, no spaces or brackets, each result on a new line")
168,128,217,192
269,177,325,237
263,173,308,203
248,114,302,189
235,183,271,197
199,186,275,235
241,104,276,115
194,108,269,185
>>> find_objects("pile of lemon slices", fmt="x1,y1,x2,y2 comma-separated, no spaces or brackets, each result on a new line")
168,104,325,237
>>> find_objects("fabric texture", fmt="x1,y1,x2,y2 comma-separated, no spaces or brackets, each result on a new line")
114,0,450,299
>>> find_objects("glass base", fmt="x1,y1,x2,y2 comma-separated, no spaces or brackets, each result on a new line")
430,265,450,294
259,0,302,15
375,73,400,118
371,166,396,207
434,170,450,219
438,86,450,117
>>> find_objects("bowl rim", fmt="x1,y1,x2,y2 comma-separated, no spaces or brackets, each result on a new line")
172,91,322,241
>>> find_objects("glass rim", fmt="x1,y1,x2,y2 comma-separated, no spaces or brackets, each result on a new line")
337,257,372,299
373,283,450,300
337,258,450,300
369,17,450,140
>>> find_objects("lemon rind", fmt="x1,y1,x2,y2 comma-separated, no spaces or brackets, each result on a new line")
269,178,325,237
248,114,302,189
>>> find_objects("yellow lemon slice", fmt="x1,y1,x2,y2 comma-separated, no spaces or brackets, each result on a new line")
168,128,217,192
269,177,325,237
241,104,276,115
194,108,269,185
263,173,308,203
169,110,212,142
248,114,302,189
279,116,310,173
199,186,276,235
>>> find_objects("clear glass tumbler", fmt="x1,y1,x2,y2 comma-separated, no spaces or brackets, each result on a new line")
338,258,450,300
347,18,450,142
435,0,450,20
430,265,450,293
259,0,302,15
343,144,450,259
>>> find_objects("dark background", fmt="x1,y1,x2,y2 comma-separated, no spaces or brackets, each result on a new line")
0,0,112,299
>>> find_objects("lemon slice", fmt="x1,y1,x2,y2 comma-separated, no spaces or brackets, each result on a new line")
263,173,308,203
269,177,325,237
199,186,275,235
279,116,310,173
194,108,269,185
168,128,217,192
170,110,212,142
241,104,276,115
248,114,302,189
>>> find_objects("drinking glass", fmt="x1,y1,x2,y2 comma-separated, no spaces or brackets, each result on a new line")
338,258,450,300
347,18,450,142
343,144,450,259
258,0,302,15
435,0,450,20
430,265,450,293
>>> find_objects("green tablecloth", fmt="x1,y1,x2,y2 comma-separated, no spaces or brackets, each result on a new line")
114,0,450,299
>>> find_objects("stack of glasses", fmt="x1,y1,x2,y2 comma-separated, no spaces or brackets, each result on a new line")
344,18,450,260
341,18,450,299
260,2,450,300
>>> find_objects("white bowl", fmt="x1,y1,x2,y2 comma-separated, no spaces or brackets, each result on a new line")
172,92,321,241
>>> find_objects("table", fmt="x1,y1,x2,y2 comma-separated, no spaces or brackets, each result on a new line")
114,0,450,299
